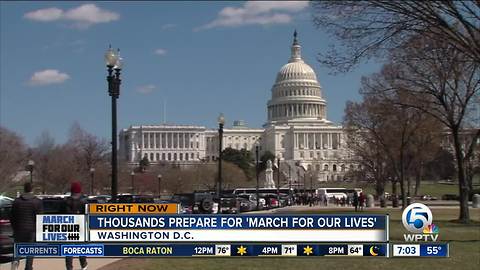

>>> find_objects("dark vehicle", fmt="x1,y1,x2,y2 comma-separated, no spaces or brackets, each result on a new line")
237,197,252,212
173,192,214,214
87,195,111,203
236,193,262,210
0,196,13,255
171,194,194,214
41,197,66,214
219,196,240,214
110,194,155,203
278,194,291,206
260,193,280,209
193,193,214,214
442,194,460,201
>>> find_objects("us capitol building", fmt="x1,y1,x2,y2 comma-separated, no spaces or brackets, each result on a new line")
119,32,355,184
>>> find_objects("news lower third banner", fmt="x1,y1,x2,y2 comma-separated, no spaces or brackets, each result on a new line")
88,215,388,242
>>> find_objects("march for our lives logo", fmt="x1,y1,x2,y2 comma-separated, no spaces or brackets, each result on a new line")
36,215,85,242
402,203,439,241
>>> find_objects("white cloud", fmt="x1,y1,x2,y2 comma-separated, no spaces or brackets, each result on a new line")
196,1,308,30
24,7,63,21
161,23,176,30
154,48,167,56
28,69,70,86
136,84,156,94
24,4,119,28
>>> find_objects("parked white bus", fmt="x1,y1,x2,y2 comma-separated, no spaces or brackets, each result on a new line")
316,188,362,199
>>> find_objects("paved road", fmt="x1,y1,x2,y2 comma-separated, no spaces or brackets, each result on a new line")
0,257,120,270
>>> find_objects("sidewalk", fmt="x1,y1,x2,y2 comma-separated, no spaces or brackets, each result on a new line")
0,258,120,270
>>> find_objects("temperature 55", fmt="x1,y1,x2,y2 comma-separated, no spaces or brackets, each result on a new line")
426,246,441,255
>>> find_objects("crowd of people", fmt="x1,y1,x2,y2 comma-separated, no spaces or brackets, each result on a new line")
293,191,367,211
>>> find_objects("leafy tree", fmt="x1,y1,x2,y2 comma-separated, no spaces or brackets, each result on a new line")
138,155,150,173
221,147,254,180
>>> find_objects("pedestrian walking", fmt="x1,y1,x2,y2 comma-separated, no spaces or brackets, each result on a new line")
63,182,88,270
10,183,43,270
359,192,365,211
353,191,359,212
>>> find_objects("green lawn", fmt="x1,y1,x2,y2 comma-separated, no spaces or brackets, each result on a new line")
99,208,480,270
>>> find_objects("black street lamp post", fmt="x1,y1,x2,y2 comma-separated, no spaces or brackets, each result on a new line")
288,166,291,190
157,174,162,197
217,113,225,199
104,45,123,200
310,171,313,191
90,167,95,195
130,171,135,194
303,170,306,194
288,166,292,205
255,143,260,210
277,156,280,208
26,160,35,185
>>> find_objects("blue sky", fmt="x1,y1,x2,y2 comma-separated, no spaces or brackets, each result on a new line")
0,1,381,146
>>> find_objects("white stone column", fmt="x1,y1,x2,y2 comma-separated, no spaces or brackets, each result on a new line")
149,133,152,149
154,132,157,149
305,133,309,149
313,133,316,150
160,133,164,149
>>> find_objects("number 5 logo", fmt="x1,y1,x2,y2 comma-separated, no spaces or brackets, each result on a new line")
402,203,433,233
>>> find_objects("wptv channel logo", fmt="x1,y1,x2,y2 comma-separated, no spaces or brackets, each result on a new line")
402,203,439,242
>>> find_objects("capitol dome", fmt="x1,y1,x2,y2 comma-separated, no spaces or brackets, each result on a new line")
276,61,318,82
267,31,328,125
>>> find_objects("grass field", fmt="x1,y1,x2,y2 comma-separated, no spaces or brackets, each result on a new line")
99,208,480,270
315,181,461,198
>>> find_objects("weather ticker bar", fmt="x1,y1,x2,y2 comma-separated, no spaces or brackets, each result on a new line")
15,243,389,257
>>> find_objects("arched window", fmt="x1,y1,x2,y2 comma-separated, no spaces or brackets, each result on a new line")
333,164,337,171
156,153,160,161
150,153,154,161
324,164,329,171
341,164,346,172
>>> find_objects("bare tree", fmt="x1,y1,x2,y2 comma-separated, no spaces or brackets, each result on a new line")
311,1,480,72
0,127,27,191
345,68,443,208
344,98,390,198
373,38,479,222
68,122,110,182
32,131,55,194
42,144,79,193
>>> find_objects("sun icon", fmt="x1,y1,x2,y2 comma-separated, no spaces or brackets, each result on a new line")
303,245,313,256
237,245,247,256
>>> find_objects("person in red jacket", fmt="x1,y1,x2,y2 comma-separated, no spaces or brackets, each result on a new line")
63,182,88,270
